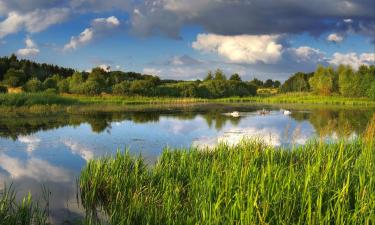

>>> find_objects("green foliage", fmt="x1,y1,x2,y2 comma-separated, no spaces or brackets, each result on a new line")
309,65,335,95
3,69,26,87
280,72,312,93
367,81,375,100
229,73,242,81
214,69,226,80
204,71,213,81
0,185,49,225
80,139,374,225
112,81,132,95
57,79,69,93
23,78,44,92
0,93,78,106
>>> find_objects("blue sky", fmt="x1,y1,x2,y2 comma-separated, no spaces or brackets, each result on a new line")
0,0,374,81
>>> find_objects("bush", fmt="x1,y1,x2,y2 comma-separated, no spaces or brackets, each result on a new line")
112,81,131,95
57,79,69,93
23,78,44,92
80,81,102,95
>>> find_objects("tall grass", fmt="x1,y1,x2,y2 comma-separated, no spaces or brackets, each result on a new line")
80,136,374,224
0,93,78,107
0,185,49,225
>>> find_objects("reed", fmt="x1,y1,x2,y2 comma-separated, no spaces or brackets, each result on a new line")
0,185,50,225
80,138,375,225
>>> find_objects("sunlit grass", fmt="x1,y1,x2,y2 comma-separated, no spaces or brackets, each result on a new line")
0,185,50,225
80,135,374,224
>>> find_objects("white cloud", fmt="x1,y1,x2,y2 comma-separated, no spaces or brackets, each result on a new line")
290,46,325,62
0,8,69,38
64,16,120,51
0,154,70,182
327,33,344,42
329,52,375,69
192,34,283,64
64,28,94,50
143,68,162,75
62,139,94,162
17,135,41,153
16,37,40,57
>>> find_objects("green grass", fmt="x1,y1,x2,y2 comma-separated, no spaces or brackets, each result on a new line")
0,185,49,225
218,92,375,106
0,93,78,107
79,137,375,225
0,92,374,110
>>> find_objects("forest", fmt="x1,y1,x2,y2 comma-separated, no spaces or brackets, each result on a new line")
0,54,374,99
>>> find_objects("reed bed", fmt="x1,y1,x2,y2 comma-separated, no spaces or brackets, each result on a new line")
79,137,375,225
0,185,49,225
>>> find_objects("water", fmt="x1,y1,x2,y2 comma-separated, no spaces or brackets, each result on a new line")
0,103,373,223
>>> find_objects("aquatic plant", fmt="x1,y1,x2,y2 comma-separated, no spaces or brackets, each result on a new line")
80,138,375,225
0,185,50,225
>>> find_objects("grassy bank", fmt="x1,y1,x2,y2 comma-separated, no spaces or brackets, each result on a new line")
1,92,375,110
80,136,374,224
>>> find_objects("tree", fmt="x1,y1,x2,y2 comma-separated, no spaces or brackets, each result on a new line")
204,71,213,81
3,69,26,87
264,79,274,88
57,79,69,93
23,78,44,92
280,72,311,92
112,81,131,95
338,65,356,96
273,80,281,88
229,73,242,81
214,69,226,81
249,78,264,87
309,66,335,95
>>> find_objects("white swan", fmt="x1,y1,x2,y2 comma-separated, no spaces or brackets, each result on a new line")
230,111,240,117
283,110,291,115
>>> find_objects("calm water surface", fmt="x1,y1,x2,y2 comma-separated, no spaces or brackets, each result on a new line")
0,103,373,223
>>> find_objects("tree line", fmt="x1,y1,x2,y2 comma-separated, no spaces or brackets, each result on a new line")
0,55,258,98
280,65,375,99
0,55,373,99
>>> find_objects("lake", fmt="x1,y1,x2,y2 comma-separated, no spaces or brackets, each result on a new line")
0,103,374,223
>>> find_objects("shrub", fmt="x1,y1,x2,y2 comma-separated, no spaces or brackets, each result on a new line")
112,81,131,95
23,78,44,92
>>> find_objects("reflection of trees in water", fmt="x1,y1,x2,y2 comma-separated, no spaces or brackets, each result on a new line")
202,111,241,130
0,109,243,138
290,109,375,138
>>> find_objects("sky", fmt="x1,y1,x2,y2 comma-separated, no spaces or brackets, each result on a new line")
0,0,374,81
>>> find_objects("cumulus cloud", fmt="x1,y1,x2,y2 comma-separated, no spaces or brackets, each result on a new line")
63,16,120,51
329,52,375,69
327,33,344,42
130,0,375,39
192,34,283,64
143,68,162,76
0,8,69,38
62,139,94,161
0,153,70,182
16,37,40,57
290,46,325,63
17,135,41,153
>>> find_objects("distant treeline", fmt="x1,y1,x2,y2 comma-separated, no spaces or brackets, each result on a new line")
281,65,375,99
0,54,374,99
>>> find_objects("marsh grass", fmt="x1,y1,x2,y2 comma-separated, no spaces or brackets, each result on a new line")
79,137,375,225
0,184,50,225
0,93,78,107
